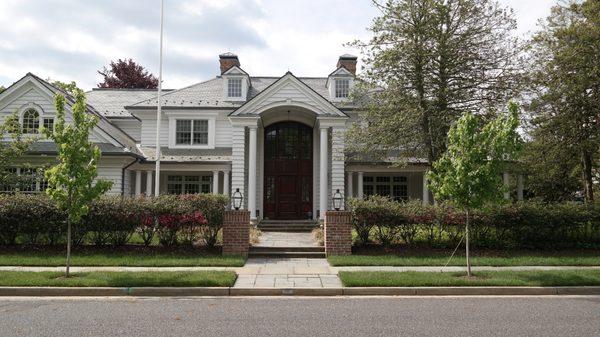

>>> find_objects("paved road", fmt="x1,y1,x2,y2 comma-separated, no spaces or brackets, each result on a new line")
0,296,599,336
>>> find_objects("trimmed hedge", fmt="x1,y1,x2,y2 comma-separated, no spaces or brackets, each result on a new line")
347,196,600,249
0,194,228,248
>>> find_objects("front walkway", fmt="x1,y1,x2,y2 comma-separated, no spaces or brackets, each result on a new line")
252,231,319,247
234,258,342,288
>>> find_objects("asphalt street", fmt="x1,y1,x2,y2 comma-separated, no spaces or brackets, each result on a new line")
0,296,599,337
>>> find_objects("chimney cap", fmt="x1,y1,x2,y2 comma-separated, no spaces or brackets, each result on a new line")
219,52,238,59
339,54,357,60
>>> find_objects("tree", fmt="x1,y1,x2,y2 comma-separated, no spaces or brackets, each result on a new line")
427,103,521,276
0,86,5,94
51,80,82,96
0,112,36,190
44,91,112,277
98,59,158,89
525,0,600,202
348,0,522,165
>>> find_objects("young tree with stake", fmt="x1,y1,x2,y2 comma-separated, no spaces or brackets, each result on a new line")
44,91,112,277
427,103,521,276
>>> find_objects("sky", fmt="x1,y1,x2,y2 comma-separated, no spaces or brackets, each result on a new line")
0,0,556,90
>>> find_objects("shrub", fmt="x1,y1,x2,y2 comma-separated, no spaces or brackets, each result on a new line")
347,196,600,249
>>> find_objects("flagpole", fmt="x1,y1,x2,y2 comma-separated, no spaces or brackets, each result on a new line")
154,0,164,196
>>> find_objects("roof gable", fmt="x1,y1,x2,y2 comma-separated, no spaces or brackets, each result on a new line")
230,72,346,117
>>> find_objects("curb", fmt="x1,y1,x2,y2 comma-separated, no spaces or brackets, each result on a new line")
1,286,600,297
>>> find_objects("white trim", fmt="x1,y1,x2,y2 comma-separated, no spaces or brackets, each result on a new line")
167,112,217,149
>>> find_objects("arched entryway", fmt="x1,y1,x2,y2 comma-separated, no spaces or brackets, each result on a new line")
263,122,313,220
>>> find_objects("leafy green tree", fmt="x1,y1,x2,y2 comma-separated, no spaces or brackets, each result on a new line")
0,112,36,190
0,86,5,94
348,0,522,165
428,103,521,276
51,80,82,96
44,92,112,277
525,0,600,202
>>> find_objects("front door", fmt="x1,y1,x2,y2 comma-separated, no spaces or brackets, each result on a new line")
263,122,313,220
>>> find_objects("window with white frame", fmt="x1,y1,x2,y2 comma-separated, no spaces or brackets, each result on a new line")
22,109,40,134
167,175,212,195
335,78,350,98
175,119,209,146
0,167,48,193
227,78,242,98
363,175,409,201
43,117,54,132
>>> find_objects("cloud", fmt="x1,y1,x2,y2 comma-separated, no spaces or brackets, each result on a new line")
0,0,554,90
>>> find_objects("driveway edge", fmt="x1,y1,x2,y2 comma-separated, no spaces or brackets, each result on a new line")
1,286,600,297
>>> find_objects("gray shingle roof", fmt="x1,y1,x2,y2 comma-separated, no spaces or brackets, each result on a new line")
138,146,232,162
85,89,168,118
128,76,346,109
12,141,142,158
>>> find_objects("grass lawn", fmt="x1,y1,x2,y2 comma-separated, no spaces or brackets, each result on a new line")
0,250,245,267
339,270,600,287
0,271,237,287
328,252,600,267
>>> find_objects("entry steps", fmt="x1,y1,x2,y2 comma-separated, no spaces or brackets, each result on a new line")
258,220,319,232
248,246,325,258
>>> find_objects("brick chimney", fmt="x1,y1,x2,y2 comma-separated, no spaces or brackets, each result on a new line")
337,54,357,74
219,52,240,74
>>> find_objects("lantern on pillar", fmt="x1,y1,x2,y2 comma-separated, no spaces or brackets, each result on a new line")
332,189,343,211
232,188,243,210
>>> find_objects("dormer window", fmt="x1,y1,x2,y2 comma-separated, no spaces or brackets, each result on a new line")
227,78,242,98
335,79,350,98
175,119,209,145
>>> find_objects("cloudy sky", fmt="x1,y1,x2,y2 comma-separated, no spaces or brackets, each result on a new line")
0,0,555,90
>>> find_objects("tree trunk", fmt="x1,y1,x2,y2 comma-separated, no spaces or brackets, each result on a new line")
65,217,71,278
581,150,594,203
465,208,472,277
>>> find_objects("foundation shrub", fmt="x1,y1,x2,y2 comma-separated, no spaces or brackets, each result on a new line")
347,196,600,249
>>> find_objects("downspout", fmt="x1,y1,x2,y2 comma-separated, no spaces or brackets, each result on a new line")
121,157,139,196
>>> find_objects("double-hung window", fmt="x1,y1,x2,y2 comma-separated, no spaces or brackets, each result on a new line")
167,175,212,195
175,119,209,146
227,78,242,98
43,118,54,132
335,78,350,98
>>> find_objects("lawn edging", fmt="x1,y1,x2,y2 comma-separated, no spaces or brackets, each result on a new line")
1,286,600,297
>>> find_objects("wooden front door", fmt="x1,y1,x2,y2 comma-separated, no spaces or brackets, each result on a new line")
263,122,313,220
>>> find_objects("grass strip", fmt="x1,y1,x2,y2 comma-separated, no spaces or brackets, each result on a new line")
0,252,245,267
0,271,237,287
328,254,600,267
339,270,600,287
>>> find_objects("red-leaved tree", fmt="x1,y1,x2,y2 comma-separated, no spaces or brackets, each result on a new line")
97,59,158,89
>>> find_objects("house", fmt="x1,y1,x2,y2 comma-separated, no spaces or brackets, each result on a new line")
1,52,502,222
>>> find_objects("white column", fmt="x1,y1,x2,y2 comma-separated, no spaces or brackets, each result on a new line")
145,171,153,197
347,172,353,198
212,170,219,195
319,127,328,219
331,126,346,209
248,126,258,220
357,172,364,199
223,170,230,197
135,170,142,196
517,174,524,201
503,172,510,200
230,126,246,209
422,171,430,205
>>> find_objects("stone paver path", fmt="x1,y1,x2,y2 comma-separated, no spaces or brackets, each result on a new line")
253,231,318,247
234,258,342,288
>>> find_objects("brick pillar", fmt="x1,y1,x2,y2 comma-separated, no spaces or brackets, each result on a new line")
222,210,250,257
324,211,352,256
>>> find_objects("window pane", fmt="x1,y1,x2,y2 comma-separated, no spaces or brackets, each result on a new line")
376,176,390,183
393,176,407,183
364,185,374,197
376,184,391,197
176,120,191,145
393,185,408,201
192,120,208,145
167,183,182,195
335,79,349,98
43,118,54,132
22,110,39,134
228,78,242,97
184,183,200,194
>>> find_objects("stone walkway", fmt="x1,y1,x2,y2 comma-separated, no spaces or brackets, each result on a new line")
234,258,342,288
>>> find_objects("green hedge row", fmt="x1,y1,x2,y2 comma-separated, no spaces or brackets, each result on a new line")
347,196,600,249
0,194,229,247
